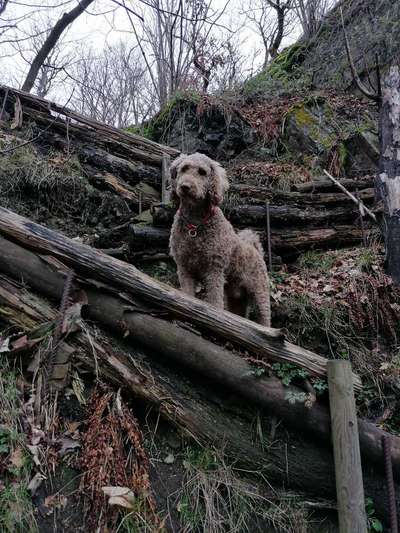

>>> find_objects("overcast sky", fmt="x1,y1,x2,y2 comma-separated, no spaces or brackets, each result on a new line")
0,0,301,110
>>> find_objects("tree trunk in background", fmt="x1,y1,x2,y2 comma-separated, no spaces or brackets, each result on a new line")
21,0,96,93
378,64,400,283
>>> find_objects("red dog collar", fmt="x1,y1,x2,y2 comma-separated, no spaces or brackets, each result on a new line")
178,205,216,237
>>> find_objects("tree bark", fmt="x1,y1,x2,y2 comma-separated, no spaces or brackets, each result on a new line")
151,203,366,228
378,65,400,283
0,273,396,519
293,177,374,194
21,0,97,93
129,224,374,258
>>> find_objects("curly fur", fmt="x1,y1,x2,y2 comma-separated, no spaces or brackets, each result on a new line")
169,152,271,326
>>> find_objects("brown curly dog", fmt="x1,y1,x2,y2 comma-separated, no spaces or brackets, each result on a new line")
169,152,271,326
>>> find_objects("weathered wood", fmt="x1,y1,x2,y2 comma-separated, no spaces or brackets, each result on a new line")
327,361,368,533
230,184,375,206
293,177,374,194
0,208,357,384
323,170,377,222
161,154,171,203
377,65,400,283
3,235,400,478
152,202,363,228
129,224,375,258
1,84,179,161
0,273,395,519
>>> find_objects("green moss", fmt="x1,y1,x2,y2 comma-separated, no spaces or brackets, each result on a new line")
292,106,315,127
126,90,201,141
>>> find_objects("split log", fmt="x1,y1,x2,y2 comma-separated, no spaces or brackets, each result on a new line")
0,207,349,384
0,274,396,519
129,224,375,258
151,203,365,228
2,234,400,477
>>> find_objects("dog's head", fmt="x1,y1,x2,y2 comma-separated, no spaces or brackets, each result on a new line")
169,153,229,206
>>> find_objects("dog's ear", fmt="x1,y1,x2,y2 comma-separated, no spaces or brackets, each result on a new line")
209,161,229,205
169,154,186,207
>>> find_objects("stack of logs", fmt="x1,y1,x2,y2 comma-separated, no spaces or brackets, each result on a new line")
129,176,378,263
0,207,398,524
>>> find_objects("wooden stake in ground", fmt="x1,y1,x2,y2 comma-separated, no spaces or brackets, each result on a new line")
161,154,171,203
327,360,368,533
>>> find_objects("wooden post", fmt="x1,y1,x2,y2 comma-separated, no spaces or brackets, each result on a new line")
327,360,368,533
161,154,171,204
265,200,273,272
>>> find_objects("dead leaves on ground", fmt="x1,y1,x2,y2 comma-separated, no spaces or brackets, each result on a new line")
79,386,163,531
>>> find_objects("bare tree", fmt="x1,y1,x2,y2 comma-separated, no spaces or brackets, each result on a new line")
0,0,9,17
70,41,154,127
244,0,295,69
124,0,232,107
294,0,335,39
21,0,95,92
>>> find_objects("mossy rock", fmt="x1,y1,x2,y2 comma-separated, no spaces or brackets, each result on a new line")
243,43,311,98
281,96,378,173
142,91,254,160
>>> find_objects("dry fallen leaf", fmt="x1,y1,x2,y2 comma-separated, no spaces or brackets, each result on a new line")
9,446,25,469
102,486,136,510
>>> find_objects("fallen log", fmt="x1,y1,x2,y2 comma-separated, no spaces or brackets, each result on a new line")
0,208,350,384
229,184,375,206
3,235,400,477
0,274,395,518
0,84,179,164
293,177,375,193
151,203,363,228
129,224,375,258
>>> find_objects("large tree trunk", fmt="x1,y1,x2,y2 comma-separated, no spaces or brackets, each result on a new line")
378,65,400,283
0,208,355,384
0,271,398,521
1,234,400,476
21,0,96,93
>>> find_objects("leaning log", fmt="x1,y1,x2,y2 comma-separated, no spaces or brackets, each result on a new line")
0,274,396,519
2,234,400,477
0,207,351,384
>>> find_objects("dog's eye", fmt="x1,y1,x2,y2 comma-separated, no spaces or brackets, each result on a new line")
181,165,189,173
198,168,207,176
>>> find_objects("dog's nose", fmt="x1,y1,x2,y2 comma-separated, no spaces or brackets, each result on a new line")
180,183,191,192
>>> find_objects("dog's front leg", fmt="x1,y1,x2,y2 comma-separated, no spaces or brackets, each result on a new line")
204,269,225,309
177,266,196,297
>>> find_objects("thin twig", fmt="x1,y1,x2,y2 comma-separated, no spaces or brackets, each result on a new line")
323,169,377,222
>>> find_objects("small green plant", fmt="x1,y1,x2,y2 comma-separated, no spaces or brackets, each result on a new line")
311,378,328,395
365,497,383,532
272,362,309,386
297,250,336,272
285,391,308,404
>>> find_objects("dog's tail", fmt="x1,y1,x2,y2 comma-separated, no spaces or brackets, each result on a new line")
237,229,264,255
